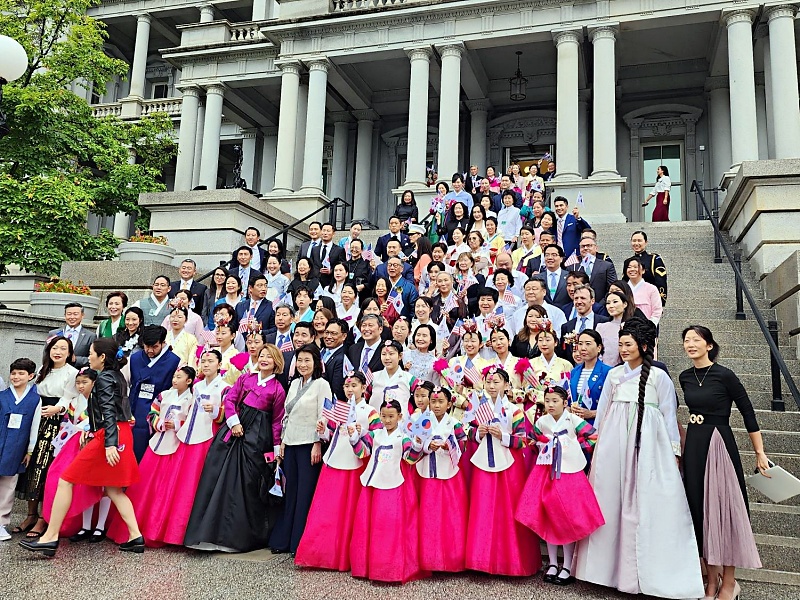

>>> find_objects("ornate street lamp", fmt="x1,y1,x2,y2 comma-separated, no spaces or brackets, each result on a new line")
509,51,527,102
0,35,29,139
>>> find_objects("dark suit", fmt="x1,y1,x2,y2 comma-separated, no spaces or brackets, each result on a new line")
228,246,268,274
50,326,96,369
345,258,372,290
375,232,410,263
560,313,611,357
464,174,483,195
578,257,618,301
373,262,415,285
555,214,590,258
278,349,294,390
525,256,544,278
235,298,276,335
543,269,570,307
265,328,294,347
311,242,346,287
347,340,385,376
323,346,346,401
298,239,321,261
561,301,606,321
384,277,419,320
169,280,208,316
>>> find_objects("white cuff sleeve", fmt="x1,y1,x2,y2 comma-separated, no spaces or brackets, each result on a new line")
501,431,511,447
226,414,241,429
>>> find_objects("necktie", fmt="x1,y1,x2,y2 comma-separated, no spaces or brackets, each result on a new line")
557,217,565,245
182,281,190,291
309,240,318,258
584,258,593,278
322,349,330,362
277,334,286,349
549,272,557,296
361,347,372,372
579,317,588,333
320,244,327,261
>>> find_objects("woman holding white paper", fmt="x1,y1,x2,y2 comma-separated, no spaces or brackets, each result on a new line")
680,325,768,600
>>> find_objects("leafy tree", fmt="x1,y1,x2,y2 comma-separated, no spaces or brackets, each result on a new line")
0,0,175,277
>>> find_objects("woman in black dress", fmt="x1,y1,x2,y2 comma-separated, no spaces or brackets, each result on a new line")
680,325,768,600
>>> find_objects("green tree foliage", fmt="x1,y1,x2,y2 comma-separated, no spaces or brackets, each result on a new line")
0,0,175,276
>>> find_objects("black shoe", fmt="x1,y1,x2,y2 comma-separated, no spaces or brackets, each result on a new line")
88,529,107,543
19,538,59,557
119,536,145,553
69,529,93,543
553,567,576,585
543,564,559,583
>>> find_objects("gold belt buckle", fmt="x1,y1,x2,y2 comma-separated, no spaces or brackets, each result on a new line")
689,414,705,424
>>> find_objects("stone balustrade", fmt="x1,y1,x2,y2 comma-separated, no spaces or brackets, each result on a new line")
330,0,412,12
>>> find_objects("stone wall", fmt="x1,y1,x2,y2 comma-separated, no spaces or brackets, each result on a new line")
0,310,64,372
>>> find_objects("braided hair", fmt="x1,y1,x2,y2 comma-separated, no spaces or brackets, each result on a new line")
619,317,657,450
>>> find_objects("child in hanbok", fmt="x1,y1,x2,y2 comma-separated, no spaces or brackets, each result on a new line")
166,307,198,367
515,385,604,585
412,387,468,572
215,319,243,385
411,380,433,414
295,371,382,571
42,369,106,540
349,399,428,584
465,366,540,576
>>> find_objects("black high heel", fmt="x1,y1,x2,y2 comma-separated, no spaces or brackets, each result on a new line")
119,535,145,553
19,538,59,557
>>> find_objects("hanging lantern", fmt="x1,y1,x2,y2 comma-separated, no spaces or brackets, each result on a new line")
509,51,527,102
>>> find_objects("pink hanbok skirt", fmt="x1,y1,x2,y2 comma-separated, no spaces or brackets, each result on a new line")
418,472,468,572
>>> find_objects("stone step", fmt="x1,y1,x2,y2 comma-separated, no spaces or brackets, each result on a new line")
662,308,777,321
733,428,800,455
658,344,796,361
749,503,800,539
656,356,800,376
755,534,800,573
741,451,800,506
736,566,800,588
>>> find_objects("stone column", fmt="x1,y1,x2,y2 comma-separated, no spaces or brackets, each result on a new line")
590,25,619,178
174,85,201,191
192,102,205,189
763,41,776,159
301,58,330,193
466,99,489,173
553,29,582,180
128,14,151,98
241,129,260,190
725,9,759,168
199,4,215,22
272,60,302,194
293,78,309,191
198,83,225,190
436,43,464,181
252,0,268,20
330,113,351,200
578,90,590,179
404,46,432,187
113,151,137,239
767,5,800,158
755,74,769,160
706,77,733,186
352,110,377,220
259,128,278,194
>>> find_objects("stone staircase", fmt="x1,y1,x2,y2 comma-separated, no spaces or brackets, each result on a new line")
597,220,800,588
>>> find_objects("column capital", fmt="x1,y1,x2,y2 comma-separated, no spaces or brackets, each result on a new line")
305,56,330,73
177,84,202,97
436,42,465,59
552,28,583,46
260,126,279,137
352,108,379,122
137,13,152,24
705,76,729,92
275,59,303,75
722,8,756,28
205,82,227,96
241,127,259,139
329,111,353,123
465,98,491,113
405,45,433,62
765,4,797,21
589,23,619,43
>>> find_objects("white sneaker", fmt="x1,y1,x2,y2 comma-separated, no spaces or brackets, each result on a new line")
0,525,11,541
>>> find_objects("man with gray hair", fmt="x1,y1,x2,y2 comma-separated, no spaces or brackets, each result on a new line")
169,258,207,315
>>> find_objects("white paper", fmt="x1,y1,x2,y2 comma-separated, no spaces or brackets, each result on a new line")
746,464,800,503
7,413,22,429
139,383,155,400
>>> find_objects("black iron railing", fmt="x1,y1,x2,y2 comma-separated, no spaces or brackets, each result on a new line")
195,196,352,283
691,180,800,411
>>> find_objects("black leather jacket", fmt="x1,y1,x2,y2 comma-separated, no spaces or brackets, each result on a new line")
89,370,132,448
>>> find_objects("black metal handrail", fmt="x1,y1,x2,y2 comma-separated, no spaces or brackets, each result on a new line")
691,180,800,411
195,196,352,284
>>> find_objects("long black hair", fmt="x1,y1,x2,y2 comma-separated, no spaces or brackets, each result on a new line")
92,337,128,371
38,336,74,384
619,317,657,450
681,325,720,362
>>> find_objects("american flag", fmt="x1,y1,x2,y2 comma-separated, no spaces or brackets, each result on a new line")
502,289,516,305
450,318,464,337
342,355,354,378
364,367,374,387
272,292,289,309
564,251,580,268
279,336,293,353
463,357,481,386
474,393,496,426
199,329,217,346
362,243,374,262
388,287,404,315
238,307,257,333
447,433,462,468
321,397,352,425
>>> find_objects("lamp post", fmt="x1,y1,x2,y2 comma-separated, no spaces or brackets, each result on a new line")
0,35,29,139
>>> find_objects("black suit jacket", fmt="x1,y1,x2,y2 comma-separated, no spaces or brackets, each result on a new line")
169,280,208,315
375,232,410,263
278,350,293,390
464,174,483,195
228,246,268,275
235,298,276,335
345,258,372,290
346,340,385,375
311,242,346,287
578,258,618,302
50,327,96,369
543,270,571,307
560,313,611,356
324,346,346,401
525,256,544,278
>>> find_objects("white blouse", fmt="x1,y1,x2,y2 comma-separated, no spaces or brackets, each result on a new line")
282,377,332,446
37,364,79,399
651,176,671,194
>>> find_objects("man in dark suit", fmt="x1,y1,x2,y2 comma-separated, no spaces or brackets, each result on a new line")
561,271,606,319
560,285,610,354
375,216,410,263
229,246,256,290
311,222,346,287
580,229,613,263
383,257,418,320
552,196,590,258
169,259,208,316
577,237,618,300
322,318,349,401
542,244,571,307
473,177,501,212
464,165,483,195
346,314,386,376
498,175,523,208
524,231,556,277
372,239,414,284
49,302,97,368
265,303,295,349
235,274,276,335
298,221,323,262
227,227,268,274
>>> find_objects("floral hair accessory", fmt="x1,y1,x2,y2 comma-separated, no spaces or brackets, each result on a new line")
531,318,553,333
213,313,230,327
462,319,478,334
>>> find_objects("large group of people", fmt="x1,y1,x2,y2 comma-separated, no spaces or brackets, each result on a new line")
0,169,769,600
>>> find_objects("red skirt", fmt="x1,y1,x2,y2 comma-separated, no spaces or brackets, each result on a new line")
652,192,670,222
61,423,139,488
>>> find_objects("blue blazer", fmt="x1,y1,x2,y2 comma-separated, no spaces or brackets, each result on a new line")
559,214,590,258
375,232,411,263
235,298,276,335
569,361,612,424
